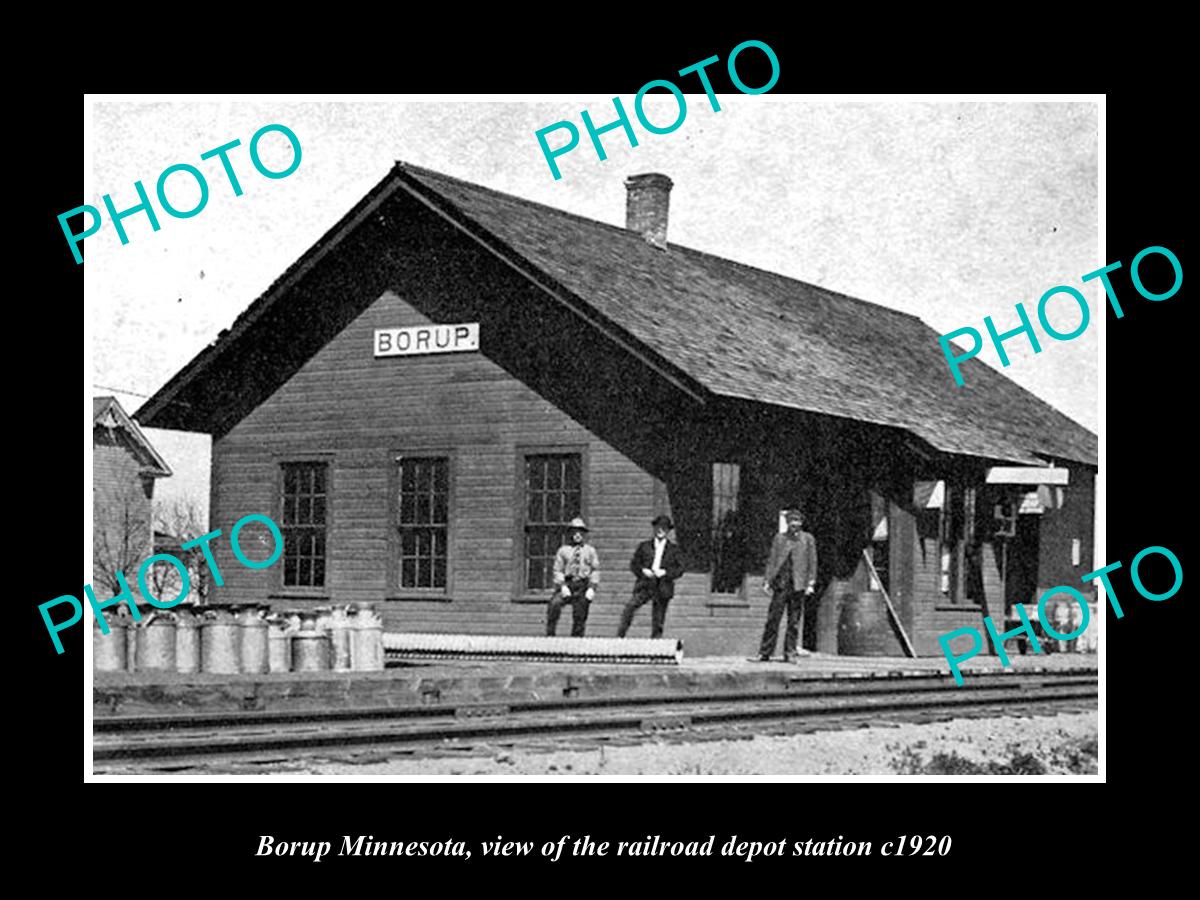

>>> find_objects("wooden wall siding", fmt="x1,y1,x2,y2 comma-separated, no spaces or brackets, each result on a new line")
811,491,987,659
201,195,1087,658
1038,465,1096,589
209,290,779,656
196,192,946,657
906,485,1008,656
92,430,154,590
906,462,1096,658
206,283,1034,659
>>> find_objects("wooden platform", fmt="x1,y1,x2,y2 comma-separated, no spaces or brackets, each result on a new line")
93,651,1097,719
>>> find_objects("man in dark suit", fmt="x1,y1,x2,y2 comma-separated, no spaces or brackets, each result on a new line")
757,507,818,662
618,515,685,639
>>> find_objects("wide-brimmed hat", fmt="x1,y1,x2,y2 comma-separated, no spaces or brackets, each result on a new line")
566,517,589,532
651,515,674,530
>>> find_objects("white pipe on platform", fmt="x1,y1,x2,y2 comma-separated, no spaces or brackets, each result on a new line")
382,633,684,665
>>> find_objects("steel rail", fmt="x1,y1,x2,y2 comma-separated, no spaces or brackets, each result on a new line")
94,670,1098,732
93,673,1097,768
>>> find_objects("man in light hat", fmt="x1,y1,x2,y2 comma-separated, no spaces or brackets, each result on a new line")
618,515,684,639
757,507,818,662
546,517,600,637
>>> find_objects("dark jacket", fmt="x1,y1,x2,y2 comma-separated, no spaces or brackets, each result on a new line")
629,539,685,600
764,530,818,592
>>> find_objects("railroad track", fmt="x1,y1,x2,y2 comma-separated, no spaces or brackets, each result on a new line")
93,670,1096,772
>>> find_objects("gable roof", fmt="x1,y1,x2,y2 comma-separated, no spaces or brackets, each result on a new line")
138,162,1097,467
93,396,172,477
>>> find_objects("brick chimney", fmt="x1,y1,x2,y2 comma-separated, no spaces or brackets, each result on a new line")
625,173,673,250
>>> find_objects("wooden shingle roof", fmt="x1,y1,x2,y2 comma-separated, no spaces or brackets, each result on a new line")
400,164,1096,466
138,162,1096,467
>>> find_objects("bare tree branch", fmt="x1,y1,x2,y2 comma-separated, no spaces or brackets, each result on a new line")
149,496,211,604
93,478,153,599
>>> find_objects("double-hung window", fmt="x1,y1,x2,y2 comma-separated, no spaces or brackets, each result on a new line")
281,462,328,589
397,456,450,591
523,453,582,592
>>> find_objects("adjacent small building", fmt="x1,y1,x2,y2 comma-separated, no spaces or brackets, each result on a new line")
137,164,1097,656
93,396,172,591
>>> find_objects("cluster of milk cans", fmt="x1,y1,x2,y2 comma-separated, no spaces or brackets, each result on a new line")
92,603,386,675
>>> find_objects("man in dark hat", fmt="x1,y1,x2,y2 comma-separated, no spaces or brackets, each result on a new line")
546,517,600,637
618,515,685,639
757,507,818,662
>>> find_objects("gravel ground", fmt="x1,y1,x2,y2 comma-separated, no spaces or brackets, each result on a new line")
297,710,1098,776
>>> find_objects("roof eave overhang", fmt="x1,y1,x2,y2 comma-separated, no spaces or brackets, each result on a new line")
95,398,173,476
135,169,410,432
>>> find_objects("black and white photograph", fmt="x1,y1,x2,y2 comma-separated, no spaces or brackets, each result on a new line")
83,95,1104,780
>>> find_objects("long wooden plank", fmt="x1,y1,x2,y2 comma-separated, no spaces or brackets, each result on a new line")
862,549,917,658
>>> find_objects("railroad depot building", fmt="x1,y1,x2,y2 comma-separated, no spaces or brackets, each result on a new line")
137,164,1097,657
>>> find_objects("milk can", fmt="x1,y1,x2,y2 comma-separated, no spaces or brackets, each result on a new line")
350,603,384,672
292,626,331,672
200,605,240,674
267,614,293,673
94,614,127,672
328,606,353,671
124,608,140,672
237,604,270,674
314,606,332,637
135,612,178,673
174,606,201,674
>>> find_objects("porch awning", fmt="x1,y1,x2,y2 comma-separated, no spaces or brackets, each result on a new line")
986,467,1070,486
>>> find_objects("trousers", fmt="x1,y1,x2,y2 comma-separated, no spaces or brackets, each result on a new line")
759,587,805,659
546,578,591,637
617,583,670,638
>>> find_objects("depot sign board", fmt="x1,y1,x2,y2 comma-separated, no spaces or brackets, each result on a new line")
374,323,479,357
